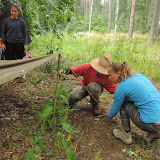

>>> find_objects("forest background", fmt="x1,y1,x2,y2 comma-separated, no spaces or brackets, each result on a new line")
1,0,160,80
1,0,160,41
0,0,160,159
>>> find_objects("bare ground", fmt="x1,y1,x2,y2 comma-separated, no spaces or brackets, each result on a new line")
0,63,160,160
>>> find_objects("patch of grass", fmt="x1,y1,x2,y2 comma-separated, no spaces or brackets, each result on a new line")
29,32,160,81
130,140,160,159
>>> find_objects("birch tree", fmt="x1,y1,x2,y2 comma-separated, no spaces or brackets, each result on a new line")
114,0,120,35
128,0,136,38
107,0,111,34
89,0,93,32
149,0,160,43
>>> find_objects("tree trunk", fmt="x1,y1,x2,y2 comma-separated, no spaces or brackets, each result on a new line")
114,0,120,35
128,0,137,38
36,4,39,23
86,0,88,13
147,0,153,32
103,0,107,15
149,0,160,43
82,0,85,15
89,0,93,33
107,0,111,34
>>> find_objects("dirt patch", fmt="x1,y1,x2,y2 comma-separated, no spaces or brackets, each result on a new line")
0,65,160,160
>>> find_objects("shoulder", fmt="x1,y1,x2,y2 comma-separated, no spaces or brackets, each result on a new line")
72,63,92,73
3,17,10,22
18,18,26,24
129,73,148,81
78,63,91,69
18,17,24,21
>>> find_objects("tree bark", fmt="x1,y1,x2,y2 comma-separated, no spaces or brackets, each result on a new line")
107,0,111,34
128,0,137,38
149,0,160,43
114,0,120,35
89,0,93,33
86,0,88,14
147,0,153,32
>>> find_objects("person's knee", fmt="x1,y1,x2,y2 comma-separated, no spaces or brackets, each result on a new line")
88,82,102,94
68,92,80,105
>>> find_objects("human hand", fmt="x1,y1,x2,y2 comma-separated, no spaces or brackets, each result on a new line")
56,69,65,76
24,45,28,53
106,115,117,123
2,44,6,52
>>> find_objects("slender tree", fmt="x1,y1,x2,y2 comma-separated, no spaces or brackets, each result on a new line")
147,0,153,32
114,0,120,35
128,0,137,38
107,0,111,34
89,0,93,32
149,0,160,43
86,0,88,14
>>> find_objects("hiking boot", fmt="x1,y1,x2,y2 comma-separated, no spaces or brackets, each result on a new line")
93,104,102,116
143,132,160,142
113,129,132,145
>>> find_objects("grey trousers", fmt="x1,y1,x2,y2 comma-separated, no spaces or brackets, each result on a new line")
68,82,103,107
120,100,160,133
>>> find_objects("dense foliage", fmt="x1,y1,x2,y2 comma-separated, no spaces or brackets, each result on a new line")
0,0,75,35
1,0,158,35
71,0,157,34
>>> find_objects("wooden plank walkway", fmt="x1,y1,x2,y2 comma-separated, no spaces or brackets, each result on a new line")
0,53,60,85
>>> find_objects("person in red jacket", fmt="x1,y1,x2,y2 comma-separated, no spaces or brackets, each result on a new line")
59,54,118,116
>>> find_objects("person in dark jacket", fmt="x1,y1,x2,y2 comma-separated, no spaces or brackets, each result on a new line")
0,7,10,60
2,4,28,60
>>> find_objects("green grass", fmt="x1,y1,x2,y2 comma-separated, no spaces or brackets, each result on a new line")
29,32,160,81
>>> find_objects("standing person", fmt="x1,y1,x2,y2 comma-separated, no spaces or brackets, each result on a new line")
0,8,3,59
0,6,10,60
58,54,118,116
1,4,28,60
107,61,160,144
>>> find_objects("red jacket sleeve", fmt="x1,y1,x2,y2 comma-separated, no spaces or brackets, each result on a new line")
71,64,90,77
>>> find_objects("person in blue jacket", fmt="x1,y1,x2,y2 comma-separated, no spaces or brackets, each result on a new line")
107,61,160,144
2,4,28,60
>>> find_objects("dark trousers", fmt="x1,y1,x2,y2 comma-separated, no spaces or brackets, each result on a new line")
120,100,160,133
5,42,25,60
68,82,103,107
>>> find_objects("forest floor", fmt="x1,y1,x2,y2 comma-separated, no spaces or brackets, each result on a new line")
0,59,160,160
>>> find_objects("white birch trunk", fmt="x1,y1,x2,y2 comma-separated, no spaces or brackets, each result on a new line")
107,0,111,34
89,0,93,33
114,0,120,35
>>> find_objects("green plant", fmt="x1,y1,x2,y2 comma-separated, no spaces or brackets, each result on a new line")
39,104,53,136
25,136,43,160
26,85,34,92
93,149,102,160
28,72,46,84
55,119,76,160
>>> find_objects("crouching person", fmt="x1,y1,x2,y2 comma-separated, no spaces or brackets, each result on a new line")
58,54,118,116
107,61,160,144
